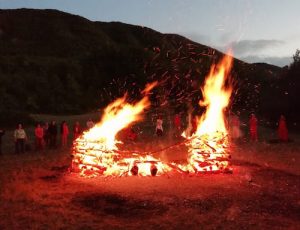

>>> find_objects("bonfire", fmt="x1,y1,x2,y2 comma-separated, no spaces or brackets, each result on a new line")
72,53,233,177
181,53,233,173
71,82,172,177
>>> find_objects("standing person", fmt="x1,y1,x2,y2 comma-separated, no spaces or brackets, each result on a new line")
278,115,288,142
61,121,69,147
73,121,82,140
156,116,163,136
231,113,241,140
14,124,27,154
86,119,94,130
48,121,58,149
126,126,137,142
191,115,198,135
0,128,5,154
249,114,258,141
34,123,44,151
173,113,181,137
185,113,193,137
43,122,50,148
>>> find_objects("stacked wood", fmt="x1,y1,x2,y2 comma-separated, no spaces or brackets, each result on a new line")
72,138,119,176
185,132,232,173
71,132,232,177
71,138,172,177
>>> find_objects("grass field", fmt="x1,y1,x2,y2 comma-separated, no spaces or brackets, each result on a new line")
0,113,299,229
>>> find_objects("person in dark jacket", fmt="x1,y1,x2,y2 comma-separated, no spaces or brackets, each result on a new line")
43,122,50,147
48,121,58,149
249,114,258,141
0,129,5,154
73,121,82,140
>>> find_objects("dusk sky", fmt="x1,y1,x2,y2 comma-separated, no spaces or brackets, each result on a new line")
1,0,299,67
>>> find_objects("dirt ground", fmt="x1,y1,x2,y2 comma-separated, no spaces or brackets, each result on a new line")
0,130,299,230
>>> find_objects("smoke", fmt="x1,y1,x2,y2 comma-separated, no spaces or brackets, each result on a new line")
239,55,292,67
228,39,285,56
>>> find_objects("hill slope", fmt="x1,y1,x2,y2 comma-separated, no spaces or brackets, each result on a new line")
0,9,288,125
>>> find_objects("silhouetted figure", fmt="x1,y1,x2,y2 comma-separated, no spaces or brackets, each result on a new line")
173,113,181,137
0,129,5,154
174,113,181,130
86,119,94,129
126,126,137,142
14,123,27,154
48,121,58,149
278,115,288,142
61,121,69,147
249,114,258,141
191,116,198,135
43,122,50,147
73,121,82,140
231,114,241,139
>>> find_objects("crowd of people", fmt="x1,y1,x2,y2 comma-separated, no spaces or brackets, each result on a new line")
153,112,289,143
0,113,290,155
0,119,96,154
227,113,289,142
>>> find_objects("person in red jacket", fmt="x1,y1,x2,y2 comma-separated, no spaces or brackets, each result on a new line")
249,113,258,141
173,113,181,137
61,121,69,147
278,115,288,142
35,123,44,151
231,113,241,140
174,113,181,130
191,116,198,135
126,126,137,142
73,121,82,140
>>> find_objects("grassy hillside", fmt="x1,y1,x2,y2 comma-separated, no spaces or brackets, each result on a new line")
0,8,293,127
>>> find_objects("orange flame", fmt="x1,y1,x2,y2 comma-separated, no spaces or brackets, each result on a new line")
196,53,232,135
182,53,233,173
82,81,157,148
72,53,234,177
72,81,172,177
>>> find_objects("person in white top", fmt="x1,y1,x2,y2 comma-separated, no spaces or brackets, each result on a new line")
156,116,163,136
14,123,27,154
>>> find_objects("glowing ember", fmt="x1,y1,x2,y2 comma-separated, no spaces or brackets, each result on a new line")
182,53,233,173
72,82,172,177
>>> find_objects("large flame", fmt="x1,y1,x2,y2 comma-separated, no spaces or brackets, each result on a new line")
72,82,172,177
182,53,233,173
72,54,234,177
82,81,157,147
196,54,232,135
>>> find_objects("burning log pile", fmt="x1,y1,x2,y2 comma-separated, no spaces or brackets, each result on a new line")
71,81,174,177
71,52,234,177
72,138,119,176
183,133,231,173
72,138,172,177
179,52,233,173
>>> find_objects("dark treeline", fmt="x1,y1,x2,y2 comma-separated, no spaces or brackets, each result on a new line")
0,9,298,128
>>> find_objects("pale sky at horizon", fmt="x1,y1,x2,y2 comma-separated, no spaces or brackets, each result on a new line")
1,0,299,66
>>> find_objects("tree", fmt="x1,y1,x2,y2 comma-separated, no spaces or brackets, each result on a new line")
290,49,300,69
286,49,300,122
